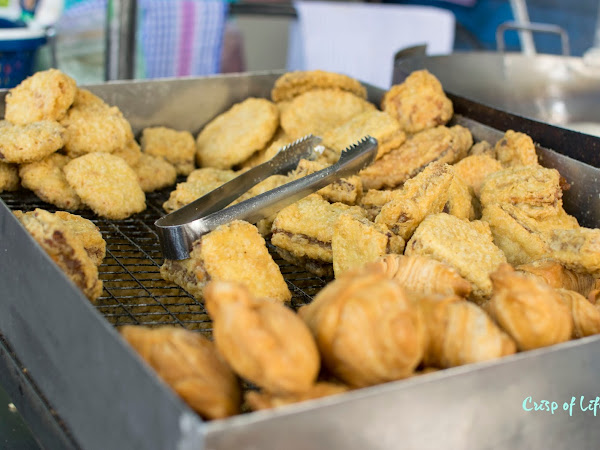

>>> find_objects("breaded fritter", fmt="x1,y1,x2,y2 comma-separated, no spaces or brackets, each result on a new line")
453,154,503,198
132,153,177,192
54,211,106,266
141,126,196,175
271,70,367,102
291,159,363,205
239,129,290,169
0,120,64,164
445,175,474,220
0,161,19,192
494,130,538,167
468,140,495,157
547,228,600,275
112,139,142,167
359,188,395,220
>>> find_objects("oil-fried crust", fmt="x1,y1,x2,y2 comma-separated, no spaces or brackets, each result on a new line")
54,211,106,266
0,120,64,164
196,98,279,169
132,153,177,192
239,130,290,169
291,159,363,205
0,161,19,192
547,228,600,275
556,289,600,338
517,260,597,298
141,126,196,175
494,130,538,167
468,140,495,157
381,70,453,133
359,188,395,220
445,175,474,220
112,139,142,167
64,153,146,220
5,68,77,124
245,382,349,411
271,70,367,102
453,154,503,198
359,125,472,190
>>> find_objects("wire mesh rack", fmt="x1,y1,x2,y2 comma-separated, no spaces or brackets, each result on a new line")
1,185,329,338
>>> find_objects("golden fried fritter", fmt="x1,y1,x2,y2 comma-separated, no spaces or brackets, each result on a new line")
468,140,495,157
141,126,196,175
205,281,320,394
280,89,375,139
112,139,142,167
132,153,177,193
487,264,572,350
245,382,349,411
64,153,146,220
120,325,241,420
546,228,600,275
494,130,538,167
298,263,426,387
0,120,64,164
19,153,82,210
406,213,507,303
16,208,102,301
239,130,290,169
359,125,472,190
358,188,395,220
54,211,106,266
291,159,363,205
196,98,279,169
517,260,597,298
556,289,600,338
271,70,367,102
0,161,19,192
453,154,503,198
5,69,77,124
445,175,474,220
381,70,453,134
161,221,291,302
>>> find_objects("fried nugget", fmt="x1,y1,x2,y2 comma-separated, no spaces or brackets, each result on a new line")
121,326,241,420
19,153,82,210
494,130,538,167
141,126,195,175
453,154,503,198
280,89,375,139
271,70,367,102
16,208,103,301
239,130,290,169
54,211,106,265
556,289,600,338
0,120,64,164
517,260,598,298
381,70,453,134
162,168,237,213
205,281,319,394
0,161,19,192
64,153,146,220
5,69,77,124
161,221,291,302
445,175,474,220
406,213,507,303
246,382,349,411
132,153,177,193
112,139,142,167
546,228,600,275
291,159,363,205
332,214,405,278
468,140,495,157
60,89,134,157
359,125,472,190
196,98,279,169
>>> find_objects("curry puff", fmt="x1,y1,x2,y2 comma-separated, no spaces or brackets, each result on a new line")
161,220,291,302
245,382,349,411
516,259,598,298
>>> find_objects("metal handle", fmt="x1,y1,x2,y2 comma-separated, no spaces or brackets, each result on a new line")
496,21,570,56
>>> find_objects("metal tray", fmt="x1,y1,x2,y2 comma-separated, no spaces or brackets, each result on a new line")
1,72,600,450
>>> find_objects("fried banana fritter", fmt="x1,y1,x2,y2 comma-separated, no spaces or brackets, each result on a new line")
271,70,367,102
19,153,82,210
64,153,146,220
0,120,64,164
406,213,507,303
556,289,600,338
517,260,598,298
121,325,241,420
161,221,291,302
0,161,19,192
280,89,375,139
141,126,196,175
291,159,363,205
245,382,349,411
381,70,453,134
54,211,106,266
494,130,538,167
205,281,320,394
359,125,472,190
5,68,77,124
453,154,503,198
196,98,279,169
546,228,600,275
132,153,177,193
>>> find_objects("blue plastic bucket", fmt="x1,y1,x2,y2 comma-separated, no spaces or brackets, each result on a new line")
0,23,46,89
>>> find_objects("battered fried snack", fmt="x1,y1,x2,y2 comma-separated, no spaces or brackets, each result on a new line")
205,281,320,394
381,70,453,134
298,263,426,387
15,208,103,301
161,221,291,302
556,289,600,338
417,294,516,368
112,139,142,167
359,189,395,220
374,254,472,297
196,98,279,169
4,68,77,124
453,154,503,198
291,159,363,205
271,70,367,102
445,175,474,220
487,264,572,350
239,131,290,169
0,120,64,164
60,89,134,157
517,260,598,298
374,162,454,240
546,228,600,275
331,214,405,278
479,165,563,220
54,211,106,265
64,152,146,220
494,130,538,167
19,153,82,210
405,213,507,303
468,140,495,157
120,325,241,420
245,382,349,411
280,89,375,139
132,153,177,192
0,161,19,192
359,125,472,190
163,167,237,213
141,126,196,175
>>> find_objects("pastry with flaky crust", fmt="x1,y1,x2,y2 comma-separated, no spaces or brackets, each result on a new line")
487,264,572,350
517,259,598,298
245,382,349,411
120,325,240,420
298,263,426,387
556,289,600,339
205,281,320,394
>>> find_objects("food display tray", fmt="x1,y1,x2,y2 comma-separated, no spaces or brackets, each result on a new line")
1,72,600,450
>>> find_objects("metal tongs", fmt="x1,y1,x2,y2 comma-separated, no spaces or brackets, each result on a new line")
155,135,378,260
